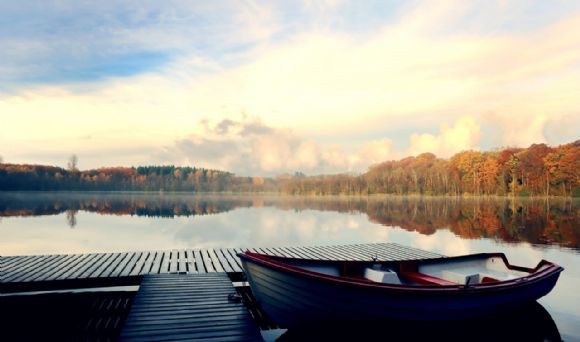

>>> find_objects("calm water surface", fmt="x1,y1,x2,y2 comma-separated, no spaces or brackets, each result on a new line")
0,192,578,340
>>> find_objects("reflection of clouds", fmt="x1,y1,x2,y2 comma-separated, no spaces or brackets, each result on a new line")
411,230,471,256
346,217,360,230
171,208,375,248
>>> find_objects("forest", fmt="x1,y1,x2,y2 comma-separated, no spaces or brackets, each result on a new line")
0,140,578,196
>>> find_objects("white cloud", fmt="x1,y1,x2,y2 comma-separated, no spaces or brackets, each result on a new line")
155,116,397,175
408,116,481,157
354,138,394,168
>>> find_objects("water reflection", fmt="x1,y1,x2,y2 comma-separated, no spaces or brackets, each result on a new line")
0,193,577,248
277,302,561,342
0,192,578,339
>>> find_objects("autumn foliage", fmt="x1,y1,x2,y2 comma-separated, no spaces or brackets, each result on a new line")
282,141,579,197
0,141,578,196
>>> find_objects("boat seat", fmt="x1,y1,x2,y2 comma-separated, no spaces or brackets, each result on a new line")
364,267,401,284
440,270,502,285
441,270,480,285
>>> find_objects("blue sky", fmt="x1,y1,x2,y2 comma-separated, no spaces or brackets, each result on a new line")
1,0,579,175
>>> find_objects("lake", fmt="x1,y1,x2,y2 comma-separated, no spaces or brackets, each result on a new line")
0,192,578,340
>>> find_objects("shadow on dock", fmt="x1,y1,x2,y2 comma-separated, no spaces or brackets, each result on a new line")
0,290,135,341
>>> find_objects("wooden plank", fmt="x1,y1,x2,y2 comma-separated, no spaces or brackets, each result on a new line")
338,244,376,260
118,252,143,277
344,243,384,260
359,243,417,261
159,251,171,274
209,249,231,273
2,255,43,272
200,249,218,273
260,248,282,257
119,273,262,342
1,256,24,272
325,245,355,259
223,249,243,272
65,252,108,280
218,249,242,273
21,253,76,282
363,243,410,260
140,251,157,275
277,246,303,258
381,243,420,257
129,251,152,277
287,246,317,259
322,245,357,260
252,248,269,256
110,252,140,278
81,252,116,278
44,253,95,281
4,254,70,282
193,249,206,273
178,250,187,273
99,253,131,278
169,250,179,274
301,246,333,260
388,242,442,258
0,255,27,269
148,251,164,274
19,254,79,282
269,247,293,258
186,249,198,274
2,254,60,282
55,253,101,280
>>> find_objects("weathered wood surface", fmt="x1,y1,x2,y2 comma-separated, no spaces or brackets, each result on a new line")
119,273,262,342
1,243,442,289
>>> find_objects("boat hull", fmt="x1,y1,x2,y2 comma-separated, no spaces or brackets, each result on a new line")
240,254,562,328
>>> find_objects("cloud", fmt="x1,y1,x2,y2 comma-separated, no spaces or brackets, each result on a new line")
408,116,481,157
0,1,279,87
155,116,395,175
1,1,580,169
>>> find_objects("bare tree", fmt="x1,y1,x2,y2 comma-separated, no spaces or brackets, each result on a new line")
0,155,3,163
68,154,78,171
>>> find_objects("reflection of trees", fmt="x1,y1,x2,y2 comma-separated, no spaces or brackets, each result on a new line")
0,193,252,219
0,193,577,248
66,209,77,228
264,196,579,248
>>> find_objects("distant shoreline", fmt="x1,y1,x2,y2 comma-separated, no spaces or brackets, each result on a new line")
0,190,577,199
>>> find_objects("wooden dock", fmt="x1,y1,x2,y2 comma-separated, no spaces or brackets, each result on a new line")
119,273,263,342
1,243,444,340
1,243,442,293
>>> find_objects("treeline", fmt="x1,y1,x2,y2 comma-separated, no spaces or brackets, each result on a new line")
0,140,578,196
0,165,274,192
281,140,579,197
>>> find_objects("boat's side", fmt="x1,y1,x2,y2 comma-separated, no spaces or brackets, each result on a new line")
240,254,563,327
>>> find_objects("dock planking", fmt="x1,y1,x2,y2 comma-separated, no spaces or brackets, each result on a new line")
119,273,262,342
1,243,443,292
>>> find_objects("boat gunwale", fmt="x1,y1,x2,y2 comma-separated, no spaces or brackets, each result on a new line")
239,252,564,293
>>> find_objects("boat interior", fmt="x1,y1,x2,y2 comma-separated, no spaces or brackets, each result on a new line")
286,255,544,286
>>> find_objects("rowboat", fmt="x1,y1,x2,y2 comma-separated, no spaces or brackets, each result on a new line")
238,251,563,327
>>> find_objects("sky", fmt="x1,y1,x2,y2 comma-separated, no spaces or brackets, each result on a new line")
1,0,579,176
